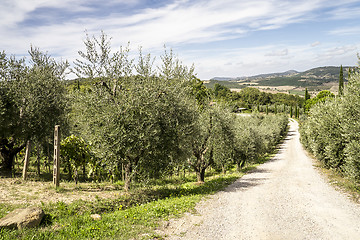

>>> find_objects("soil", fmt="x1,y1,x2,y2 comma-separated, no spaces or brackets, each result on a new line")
0,178,121,206
160,119,360,240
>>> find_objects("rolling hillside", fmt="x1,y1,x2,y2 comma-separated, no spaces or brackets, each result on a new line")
205,66,354,93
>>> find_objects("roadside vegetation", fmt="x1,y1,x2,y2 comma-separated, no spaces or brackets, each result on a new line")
300,64,360,198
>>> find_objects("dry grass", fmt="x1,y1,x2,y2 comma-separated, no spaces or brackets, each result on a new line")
0,177,122,206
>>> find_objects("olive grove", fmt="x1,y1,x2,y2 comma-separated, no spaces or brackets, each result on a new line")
0,32,289,189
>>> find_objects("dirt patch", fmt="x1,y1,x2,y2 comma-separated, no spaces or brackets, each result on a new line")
0,178,122,206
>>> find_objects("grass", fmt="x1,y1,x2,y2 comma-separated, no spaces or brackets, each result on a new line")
288,90,304,96
314,161,360,203
0,170,245,240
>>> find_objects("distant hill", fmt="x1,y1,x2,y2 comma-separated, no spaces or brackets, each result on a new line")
235,70,299,81
205,66,354,92
211,70,299,81
211,77,235,81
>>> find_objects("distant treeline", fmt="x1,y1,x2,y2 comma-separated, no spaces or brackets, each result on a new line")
210,83,305,112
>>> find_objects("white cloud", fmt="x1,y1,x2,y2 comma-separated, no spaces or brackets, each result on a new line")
311,41,321,47
329,27,360,36
329,5,360,20
316,45,358,61
0,0,338,51
1,0,360,79
265,49,289,57
0,0,141,28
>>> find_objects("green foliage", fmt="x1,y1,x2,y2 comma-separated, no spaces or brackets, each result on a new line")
200,83,304,114
70,32,197,189
61,135,92,183
205,104,236,174
238,87,267,107
304,90,335,112
231,87,303,111
201,82,303,110
300,68,360,181
233,114,288,171
339,65,344,96
213,83,231,99
305,88,310,101
300,99,345,168
0,48,68,172
340,71,360,180
190,77,210,109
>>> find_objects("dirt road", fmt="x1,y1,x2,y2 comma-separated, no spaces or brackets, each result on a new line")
164,119,360,240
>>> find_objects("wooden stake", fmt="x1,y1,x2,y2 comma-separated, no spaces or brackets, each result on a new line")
22,140,31,180
53,125,60,187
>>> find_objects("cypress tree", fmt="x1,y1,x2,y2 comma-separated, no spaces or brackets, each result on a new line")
296,106,299,118
266,105,269,115
339,65,344,96
290,105,293,118
305,88,310,101
274,104,277,114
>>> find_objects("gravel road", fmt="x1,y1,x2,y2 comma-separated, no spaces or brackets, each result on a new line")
163,119,360,240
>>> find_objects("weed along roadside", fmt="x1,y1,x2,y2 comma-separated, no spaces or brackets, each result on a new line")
0,150,282,240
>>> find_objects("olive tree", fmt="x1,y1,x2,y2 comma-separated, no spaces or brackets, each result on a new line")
71,32,197,190
188,103,237,182
234,114,288,171
208,105,237,174
0,48,68,174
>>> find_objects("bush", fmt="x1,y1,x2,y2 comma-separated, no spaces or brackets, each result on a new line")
300,70,360,181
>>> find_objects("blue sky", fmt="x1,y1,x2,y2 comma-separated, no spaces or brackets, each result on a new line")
1,0,360,79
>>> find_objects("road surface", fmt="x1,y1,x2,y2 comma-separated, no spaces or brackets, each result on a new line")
163,119,360,240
